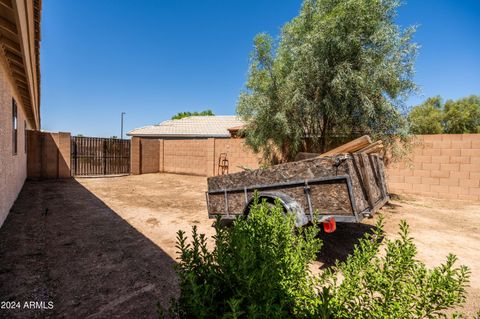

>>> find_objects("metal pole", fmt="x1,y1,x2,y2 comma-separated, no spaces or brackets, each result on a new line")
121,112,126,139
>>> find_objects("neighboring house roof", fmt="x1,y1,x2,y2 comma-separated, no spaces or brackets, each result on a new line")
227,125,245,133
127,116,245,138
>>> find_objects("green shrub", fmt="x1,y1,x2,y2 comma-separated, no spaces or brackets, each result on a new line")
169,200,471,318
318,218,471,318
171,197,322,318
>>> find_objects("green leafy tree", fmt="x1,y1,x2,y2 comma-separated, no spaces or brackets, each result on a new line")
237,0,418,162
408,95,480,134
169,200,470,318
444,96,480,134
408,96,444,134
171,109,214,120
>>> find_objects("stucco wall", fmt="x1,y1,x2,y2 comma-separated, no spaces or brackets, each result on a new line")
0,59,28,227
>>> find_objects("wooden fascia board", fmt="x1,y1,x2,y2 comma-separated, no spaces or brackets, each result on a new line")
12,0,39,129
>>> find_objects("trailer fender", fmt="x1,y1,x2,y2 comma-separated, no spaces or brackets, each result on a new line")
243,192,309,227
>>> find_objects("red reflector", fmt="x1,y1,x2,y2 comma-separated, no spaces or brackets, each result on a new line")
323,218,336,233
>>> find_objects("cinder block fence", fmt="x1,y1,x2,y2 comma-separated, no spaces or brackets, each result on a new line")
386,134,480,201
27,132,478,201
132,134,480,201
131,137,260,177
27,131,71,179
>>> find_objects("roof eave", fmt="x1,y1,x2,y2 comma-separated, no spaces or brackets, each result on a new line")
127,133,231,138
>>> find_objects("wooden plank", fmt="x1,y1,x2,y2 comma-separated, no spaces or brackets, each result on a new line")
0,16,17,35
355,140,383,154
0,0,13,9
5,50,24,65
294,152,321,161
320,135,372,157
364,144,383,154
0,35,21,53
356,153,375,210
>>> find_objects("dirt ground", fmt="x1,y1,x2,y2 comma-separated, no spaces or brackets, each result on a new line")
0,173,479,318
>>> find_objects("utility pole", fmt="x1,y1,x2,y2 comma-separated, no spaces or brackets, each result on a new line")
121,112,126,139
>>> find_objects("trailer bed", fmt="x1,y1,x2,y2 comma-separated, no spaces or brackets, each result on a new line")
206,153,389,224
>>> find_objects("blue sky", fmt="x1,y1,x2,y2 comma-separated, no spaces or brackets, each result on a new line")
40,0,480,137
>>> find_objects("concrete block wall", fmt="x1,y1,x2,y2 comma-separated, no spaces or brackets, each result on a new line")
27,131,71,179
130,137,141,175
386,134,480,200
140,138,160,174
131,137,260,177
164,139,208,175
130,134,479,201
212,138,260,176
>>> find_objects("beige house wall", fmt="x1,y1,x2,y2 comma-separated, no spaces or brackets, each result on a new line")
0,58,28,227
0,0,42,227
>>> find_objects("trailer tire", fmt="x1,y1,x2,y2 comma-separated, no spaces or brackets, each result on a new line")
243,192,309,227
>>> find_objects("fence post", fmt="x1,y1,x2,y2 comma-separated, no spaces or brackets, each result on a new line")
130,137,141,175
103,140,107,175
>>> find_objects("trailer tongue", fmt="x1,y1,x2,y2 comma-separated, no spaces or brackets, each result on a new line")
206,136,389,230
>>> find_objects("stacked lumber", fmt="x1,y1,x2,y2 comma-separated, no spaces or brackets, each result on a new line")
294,135,384,161
320,135,384,157
354,140,384,155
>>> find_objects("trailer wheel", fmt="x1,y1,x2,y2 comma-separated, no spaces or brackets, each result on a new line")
243,197,285,216
243,192,309,227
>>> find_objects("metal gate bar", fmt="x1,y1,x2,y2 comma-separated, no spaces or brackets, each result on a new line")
71,136,130,176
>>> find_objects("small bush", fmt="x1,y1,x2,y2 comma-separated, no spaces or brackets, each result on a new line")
171,197,321,318
318,218,471,318
169,199,470,318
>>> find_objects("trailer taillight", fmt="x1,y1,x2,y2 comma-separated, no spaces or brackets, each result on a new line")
323,218,336,233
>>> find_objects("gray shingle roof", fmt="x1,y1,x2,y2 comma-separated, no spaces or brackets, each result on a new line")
127,116,245,138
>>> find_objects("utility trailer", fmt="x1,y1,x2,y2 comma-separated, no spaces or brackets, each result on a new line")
206,148,389,231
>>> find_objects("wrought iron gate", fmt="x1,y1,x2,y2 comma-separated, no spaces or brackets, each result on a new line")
71,136,130,176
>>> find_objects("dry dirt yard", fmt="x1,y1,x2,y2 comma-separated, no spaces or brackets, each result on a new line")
0,173,479,318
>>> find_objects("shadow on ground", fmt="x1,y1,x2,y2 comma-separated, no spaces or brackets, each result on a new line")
0,179,176,318
316,221,376,269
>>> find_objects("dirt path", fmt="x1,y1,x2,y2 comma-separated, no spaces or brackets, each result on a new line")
1,173,479,317
0,178,183,318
